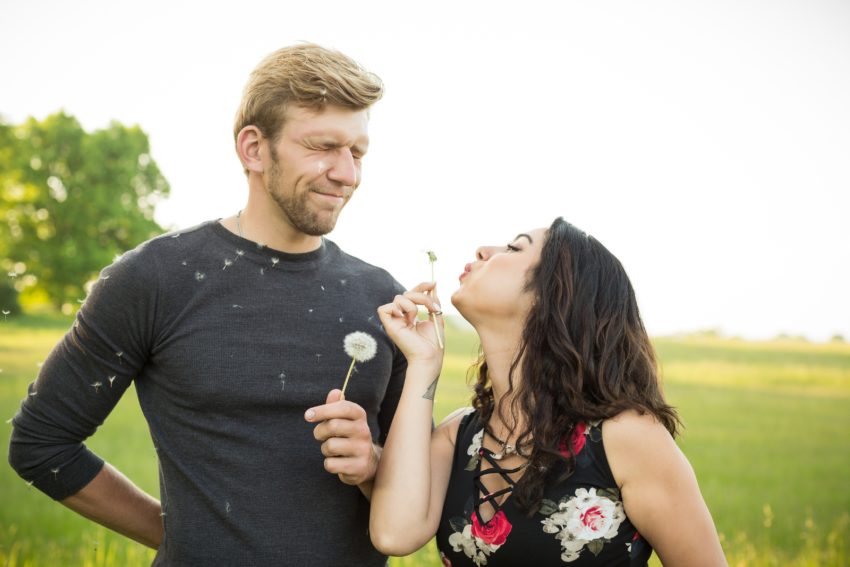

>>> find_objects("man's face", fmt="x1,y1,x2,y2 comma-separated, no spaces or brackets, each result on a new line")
264,105,370,236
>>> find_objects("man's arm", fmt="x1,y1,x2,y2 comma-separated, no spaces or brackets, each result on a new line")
62,463,163,549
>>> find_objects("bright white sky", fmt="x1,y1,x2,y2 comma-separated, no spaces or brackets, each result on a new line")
2,0,848,341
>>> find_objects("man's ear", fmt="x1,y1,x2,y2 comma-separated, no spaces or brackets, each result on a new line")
236,126,265,174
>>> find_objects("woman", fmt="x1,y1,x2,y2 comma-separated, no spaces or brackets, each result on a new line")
370,217,727,566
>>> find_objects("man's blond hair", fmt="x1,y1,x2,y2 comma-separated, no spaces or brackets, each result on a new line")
234,43,383,143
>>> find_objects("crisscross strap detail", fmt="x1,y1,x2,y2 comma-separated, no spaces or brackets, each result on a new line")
472,448,528,524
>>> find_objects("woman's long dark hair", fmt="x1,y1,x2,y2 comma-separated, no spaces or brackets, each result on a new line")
471,217,680,513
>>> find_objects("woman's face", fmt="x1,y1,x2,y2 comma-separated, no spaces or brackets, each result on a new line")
451,227,548,322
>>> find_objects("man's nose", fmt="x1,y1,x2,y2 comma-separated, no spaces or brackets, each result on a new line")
327,147,358,187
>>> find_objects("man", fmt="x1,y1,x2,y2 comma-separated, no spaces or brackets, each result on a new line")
8,44,407,566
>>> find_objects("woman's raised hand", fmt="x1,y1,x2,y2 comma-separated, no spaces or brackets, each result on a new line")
377,282,444,372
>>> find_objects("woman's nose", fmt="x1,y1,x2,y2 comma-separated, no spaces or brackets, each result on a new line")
475,246,497,261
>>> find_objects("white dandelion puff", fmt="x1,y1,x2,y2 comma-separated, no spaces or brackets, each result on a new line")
271,257,280,267
195,271,206,281
222,258,233,270
341,332,378,398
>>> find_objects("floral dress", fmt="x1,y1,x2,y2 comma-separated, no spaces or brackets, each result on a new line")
435,411,652,566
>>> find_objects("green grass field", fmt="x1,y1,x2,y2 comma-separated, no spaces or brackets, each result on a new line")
1,315,848,566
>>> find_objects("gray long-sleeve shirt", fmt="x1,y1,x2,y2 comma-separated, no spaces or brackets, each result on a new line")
9,221,408,566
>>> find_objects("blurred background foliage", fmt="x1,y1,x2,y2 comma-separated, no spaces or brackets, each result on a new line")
0,112,169,313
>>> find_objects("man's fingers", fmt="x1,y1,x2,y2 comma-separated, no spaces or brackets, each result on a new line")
313,417,371,442
305,397,366,423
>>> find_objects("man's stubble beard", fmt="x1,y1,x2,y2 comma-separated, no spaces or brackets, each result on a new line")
266,156,345,237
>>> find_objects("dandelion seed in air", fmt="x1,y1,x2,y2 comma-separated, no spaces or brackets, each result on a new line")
195,271,206,281
8,272,17,278
340,332,378,398
91,381,103,393
271,257,280,267
308,308,314,313
116,351,124,364
51,467,60,480
222,258,233,270
340,279,347,286
1,310,9,321
181,261,188,266
108,375,117,387
26,480,34,489
279,372,286,391
225,501,232,514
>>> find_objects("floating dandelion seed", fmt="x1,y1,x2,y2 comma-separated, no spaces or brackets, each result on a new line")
257,242,266,249
271,257,280,267
1,310,9,321
195,271,206,281
8,272,17,278
320,285,325,291
108,375,116,387
222,258,233,270
338,317,344,323
91,381,103,393
340,332,378,398
308,308,314,313
340,279,347,286
181,261,188,266
260,268,265,275
51,467,60,479
116,351,124,364
236,249,245,257
26,480,34,489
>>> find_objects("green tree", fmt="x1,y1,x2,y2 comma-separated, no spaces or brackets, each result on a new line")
0,111,170,311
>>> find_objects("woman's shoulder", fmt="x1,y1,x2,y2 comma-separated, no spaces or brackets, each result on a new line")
602,409,688,489
435,407,476,448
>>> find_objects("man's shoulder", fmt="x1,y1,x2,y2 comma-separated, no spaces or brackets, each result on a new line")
324,239,403,289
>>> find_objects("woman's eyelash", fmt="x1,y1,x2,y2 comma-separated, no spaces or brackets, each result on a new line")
506,244,520,252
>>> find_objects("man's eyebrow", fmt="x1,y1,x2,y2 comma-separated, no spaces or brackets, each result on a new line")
514,233,533,244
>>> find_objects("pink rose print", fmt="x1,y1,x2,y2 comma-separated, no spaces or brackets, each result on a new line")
471,510,513,546
559,422,587,457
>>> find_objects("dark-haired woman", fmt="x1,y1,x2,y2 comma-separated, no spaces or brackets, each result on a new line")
370,218,727,566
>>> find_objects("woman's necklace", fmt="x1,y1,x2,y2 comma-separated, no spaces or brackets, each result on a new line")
484,427,530,460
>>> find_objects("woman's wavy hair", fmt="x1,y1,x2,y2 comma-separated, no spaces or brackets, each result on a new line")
470,217,680,513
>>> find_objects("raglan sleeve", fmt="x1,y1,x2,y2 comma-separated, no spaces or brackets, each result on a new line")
7,243,160,500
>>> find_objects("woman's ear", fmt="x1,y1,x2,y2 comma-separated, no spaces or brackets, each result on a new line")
235,125,265,174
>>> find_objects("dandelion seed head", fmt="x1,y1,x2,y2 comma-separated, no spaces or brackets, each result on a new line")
427,250,438,263
195,271,206,281
343,332,378,362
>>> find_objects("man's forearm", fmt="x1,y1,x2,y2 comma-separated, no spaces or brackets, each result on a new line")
61,462,163,549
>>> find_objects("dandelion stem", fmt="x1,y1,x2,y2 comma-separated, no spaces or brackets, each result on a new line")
341,358,357,399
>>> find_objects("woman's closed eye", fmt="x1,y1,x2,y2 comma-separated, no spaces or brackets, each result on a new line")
506,243,521,252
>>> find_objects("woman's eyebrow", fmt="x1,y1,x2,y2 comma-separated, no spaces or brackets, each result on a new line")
513,233,533,244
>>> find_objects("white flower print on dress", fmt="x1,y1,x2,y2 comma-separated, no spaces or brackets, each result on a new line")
539,487,626,563
448,522,501,566
464,429,484,471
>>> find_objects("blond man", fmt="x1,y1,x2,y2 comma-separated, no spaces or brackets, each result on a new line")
10,44,407,566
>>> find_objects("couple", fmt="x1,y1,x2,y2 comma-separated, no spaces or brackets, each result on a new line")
8,44,726,566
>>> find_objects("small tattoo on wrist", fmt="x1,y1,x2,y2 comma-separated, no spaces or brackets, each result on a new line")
422,376,439,400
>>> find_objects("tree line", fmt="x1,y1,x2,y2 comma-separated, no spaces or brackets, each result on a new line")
0,112,169,314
